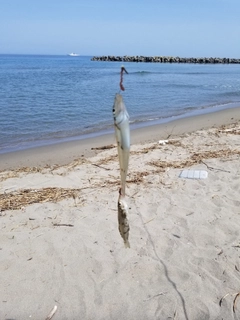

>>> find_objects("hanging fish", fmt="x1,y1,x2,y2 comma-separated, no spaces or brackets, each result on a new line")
112,93,130,197
113,67,130,247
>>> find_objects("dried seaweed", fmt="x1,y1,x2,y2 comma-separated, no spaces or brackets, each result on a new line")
94,154,118,166
50,158,87,171
168,140,183,147
104,170,157,187
0,166,47,182
0,187,82,211
190,149,240,161
91,144,115,150
148,159,193,170
130,140,183,155
0,158,89,182
219,127,240,135
128,171,150,184
149,149,240,170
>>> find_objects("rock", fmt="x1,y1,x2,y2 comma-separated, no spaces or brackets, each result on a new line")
91,55,240,64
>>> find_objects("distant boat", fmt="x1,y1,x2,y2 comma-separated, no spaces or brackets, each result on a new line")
68,53,80,57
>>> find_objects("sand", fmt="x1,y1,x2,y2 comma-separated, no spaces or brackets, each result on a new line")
0,108,240,319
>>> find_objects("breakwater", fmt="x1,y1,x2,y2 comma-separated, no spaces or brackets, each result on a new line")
91,55,240,64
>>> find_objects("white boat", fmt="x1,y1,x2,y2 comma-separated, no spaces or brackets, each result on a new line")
68,53,80,57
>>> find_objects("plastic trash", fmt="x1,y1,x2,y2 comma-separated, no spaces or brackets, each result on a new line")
179,169,208,179
159,140,169,145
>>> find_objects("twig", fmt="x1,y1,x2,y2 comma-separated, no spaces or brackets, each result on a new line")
53,223,74,227
219,292,240,308
45,305,57,320
233,293,240,313
144,218,155,225
143,292,167,301
219,293,231,306
201,160,231,173
91,163,110,171
32,233,44,240
173,309,178,320
166,125,176,139
91,144,115,150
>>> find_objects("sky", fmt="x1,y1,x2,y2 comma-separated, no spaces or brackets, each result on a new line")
0,0,240,57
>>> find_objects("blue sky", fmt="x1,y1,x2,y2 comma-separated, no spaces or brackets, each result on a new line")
1,0,240,57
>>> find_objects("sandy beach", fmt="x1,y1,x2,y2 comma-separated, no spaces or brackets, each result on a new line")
1,107,240,319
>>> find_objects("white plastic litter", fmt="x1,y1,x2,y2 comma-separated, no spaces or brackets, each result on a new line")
159,140,169,145
179,169,208,179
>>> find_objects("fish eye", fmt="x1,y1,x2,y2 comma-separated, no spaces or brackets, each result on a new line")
112,108,115,112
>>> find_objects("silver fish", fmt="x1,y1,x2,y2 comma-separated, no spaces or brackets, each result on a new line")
113,93,131,247
113,93,130,197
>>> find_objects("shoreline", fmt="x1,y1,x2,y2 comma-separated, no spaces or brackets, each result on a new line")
2,101,239,156
0,106,240,171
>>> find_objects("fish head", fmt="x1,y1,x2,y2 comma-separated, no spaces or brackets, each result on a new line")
112,94,126,119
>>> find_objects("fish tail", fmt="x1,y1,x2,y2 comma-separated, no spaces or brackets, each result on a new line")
124,240,130,248
118,194,130,248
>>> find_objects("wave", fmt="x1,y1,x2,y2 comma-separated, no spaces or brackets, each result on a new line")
130,71,155,75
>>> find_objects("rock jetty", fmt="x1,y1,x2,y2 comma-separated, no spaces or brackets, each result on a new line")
91,55,240,64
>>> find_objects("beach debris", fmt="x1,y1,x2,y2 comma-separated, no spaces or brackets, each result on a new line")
159,139,182,146
219,292,240,313
219,293,231,306
52,223,74,227
201,160,231,173
218,125,240,135
144,217,155,225
179,169,208,179
0,187,82,211
149,148,240,172
173,309,178,320
143,291,167,302
113,67,131,247
233,293,240,313
159,139,169,145
91,163,110,171
91,144,115,150
45,305,57,320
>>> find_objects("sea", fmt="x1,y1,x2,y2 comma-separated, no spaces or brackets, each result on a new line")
1,54,240,154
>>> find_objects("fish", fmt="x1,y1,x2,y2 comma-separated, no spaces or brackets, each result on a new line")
112,93,130,197
118,192,130,248
113,93,131,247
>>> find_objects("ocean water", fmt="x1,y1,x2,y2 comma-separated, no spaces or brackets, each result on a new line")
1,54,240,154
